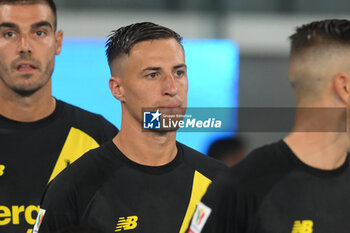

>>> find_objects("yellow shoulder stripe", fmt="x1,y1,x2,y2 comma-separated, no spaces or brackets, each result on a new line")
48,127,100,183
179,170,212,233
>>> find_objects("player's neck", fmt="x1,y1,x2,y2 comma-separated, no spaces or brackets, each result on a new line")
0,83,56,122
284,132,349,170
113,118,178,166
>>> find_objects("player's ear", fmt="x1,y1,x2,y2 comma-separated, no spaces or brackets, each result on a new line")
109,76,125,102
333,72,350,104
55,30,63,55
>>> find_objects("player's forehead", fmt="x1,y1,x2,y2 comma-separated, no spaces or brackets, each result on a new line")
0,3,54,28
128,39,185,66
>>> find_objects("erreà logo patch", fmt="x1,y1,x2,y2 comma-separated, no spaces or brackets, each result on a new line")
188,202,212,233
291,220,314,233
115,216,138,232
33,208,46,233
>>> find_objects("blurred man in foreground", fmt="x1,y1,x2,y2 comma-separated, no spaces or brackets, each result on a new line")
188,19,350,233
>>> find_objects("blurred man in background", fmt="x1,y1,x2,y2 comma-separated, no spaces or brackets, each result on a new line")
207,136,247,167
188,19,350,233
0,1,118,232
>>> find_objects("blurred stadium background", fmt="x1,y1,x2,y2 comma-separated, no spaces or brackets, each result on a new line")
53,0,349,153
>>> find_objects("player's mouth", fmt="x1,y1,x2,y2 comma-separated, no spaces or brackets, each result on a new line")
16,63,38,73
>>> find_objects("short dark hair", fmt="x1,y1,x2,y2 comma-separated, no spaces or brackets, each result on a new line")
0,0,57,30
289,19,350,54
105,22,183,65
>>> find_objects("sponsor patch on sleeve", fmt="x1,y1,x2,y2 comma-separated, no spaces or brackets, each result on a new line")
188,202,212,233
33,208,46,233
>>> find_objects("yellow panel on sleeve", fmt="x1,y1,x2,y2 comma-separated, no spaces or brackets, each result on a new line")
48,127,100,183
179,170,212,233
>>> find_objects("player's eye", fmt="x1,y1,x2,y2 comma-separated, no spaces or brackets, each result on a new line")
4,31,15,38
146,73,157,79
175,70,185,78
35,31,46,37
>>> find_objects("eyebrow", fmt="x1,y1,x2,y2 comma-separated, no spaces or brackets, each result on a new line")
0,22,18,30
32,21,53,30
174,64,187,69
142,67,161,72
0,21,53,30
142,64,187,72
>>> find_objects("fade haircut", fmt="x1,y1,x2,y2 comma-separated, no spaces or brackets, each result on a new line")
105,22,183,66
288,19,350,103
0,0,57,30
289,19,350,55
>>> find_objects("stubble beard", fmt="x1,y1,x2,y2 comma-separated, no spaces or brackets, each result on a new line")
0,56,55,97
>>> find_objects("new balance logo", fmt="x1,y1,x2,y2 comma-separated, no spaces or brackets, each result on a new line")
115,216,138,232
291,220,313,233
0,164,5,176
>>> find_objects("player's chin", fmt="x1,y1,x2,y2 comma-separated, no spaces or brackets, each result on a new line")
12,86,40,97
144,127,179,133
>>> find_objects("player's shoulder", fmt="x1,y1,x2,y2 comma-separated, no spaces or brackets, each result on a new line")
55,142,117,182
39,142,123,222
225,139,294,186
57,99,118,138
58,100,108,122
201,140,294,203
45,141,121,198
236,139,288,169
177,141,228,178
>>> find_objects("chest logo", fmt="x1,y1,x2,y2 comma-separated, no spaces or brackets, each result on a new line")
188,202,212,233
115,216,138,232
0,164,5,176
291,220,313,233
